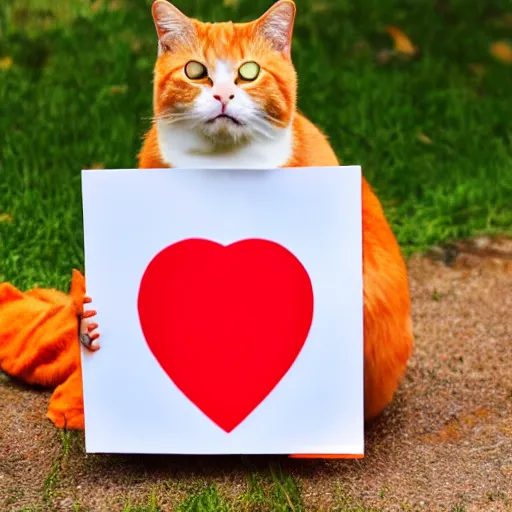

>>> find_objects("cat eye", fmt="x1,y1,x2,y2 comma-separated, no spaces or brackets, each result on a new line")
238,61,260,81
185,61,208,80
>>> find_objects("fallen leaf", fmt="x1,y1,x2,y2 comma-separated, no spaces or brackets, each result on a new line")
89,163,105,170
91,0,104,12
110,84,128,94
417,132,433,144
311,2,330,12
460,408,492,426
424,418,462,443
386,26,418,55
110,0,128,10
491,41,512,63
0,213,14,223
0,56,13,70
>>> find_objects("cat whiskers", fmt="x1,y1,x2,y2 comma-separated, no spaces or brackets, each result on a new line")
152,112,202,125
251,122,274,140
263,113,288,128
249,115,282,140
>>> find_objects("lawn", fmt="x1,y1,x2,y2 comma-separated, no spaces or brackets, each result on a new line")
1,0,512,510
1,0,512,291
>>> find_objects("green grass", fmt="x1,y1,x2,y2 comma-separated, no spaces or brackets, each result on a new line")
123,496,162,512
158,466,304,512
1,0,511,290
176,485,232,512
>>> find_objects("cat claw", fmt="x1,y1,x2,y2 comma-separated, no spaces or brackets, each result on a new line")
80,296,100,351
80,331,100,351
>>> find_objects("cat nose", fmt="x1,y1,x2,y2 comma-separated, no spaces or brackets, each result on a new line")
213,93,235,104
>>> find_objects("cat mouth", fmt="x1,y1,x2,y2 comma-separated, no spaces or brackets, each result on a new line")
207,114,243,126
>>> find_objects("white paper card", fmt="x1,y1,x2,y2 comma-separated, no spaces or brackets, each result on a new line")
81,166,363,455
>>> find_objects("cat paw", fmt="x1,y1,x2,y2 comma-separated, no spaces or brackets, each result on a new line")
80,296,100,351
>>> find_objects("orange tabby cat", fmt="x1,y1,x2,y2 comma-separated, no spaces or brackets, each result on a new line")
85,0,413,422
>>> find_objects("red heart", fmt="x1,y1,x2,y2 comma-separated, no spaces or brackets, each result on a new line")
137,238,314,433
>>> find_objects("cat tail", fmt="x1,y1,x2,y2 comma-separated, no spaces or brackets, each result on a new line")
0,270,86,429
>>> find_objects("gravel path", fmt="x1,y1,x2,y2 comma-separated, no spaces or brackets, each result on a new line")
1,237,511,511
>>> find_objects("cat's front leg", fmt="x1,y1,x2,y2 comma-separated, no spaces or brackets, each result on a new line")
79,296,100,351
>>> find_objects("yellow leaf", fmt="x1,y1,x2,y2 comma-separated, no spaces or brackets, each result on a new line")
386,26,418,55
311,2,330,12
90,163,105,170
0,213,14,223
0,56,13,70
110,84,128,94
110,0,128,10
417,133,433,144
491,41,512,64
91,0,103,12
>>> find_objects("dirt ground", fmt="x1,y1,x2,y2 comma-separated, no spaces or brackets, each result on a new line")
1,237,511,512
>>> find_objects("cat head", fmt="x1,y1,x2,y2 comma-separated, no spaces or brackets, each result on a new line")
151,0,297,146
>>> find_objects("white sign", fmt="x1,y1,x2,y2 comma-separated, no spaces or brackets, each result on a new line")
81,166,364,456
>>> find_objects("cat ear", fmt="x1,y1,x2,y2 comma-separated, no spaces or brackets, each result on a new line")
152,0,196,52
256,0,296,57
